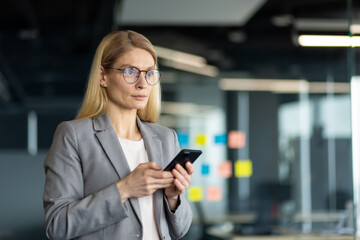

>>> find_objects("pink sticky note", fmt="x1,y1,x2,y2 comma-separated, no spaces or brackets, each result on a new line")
218,161,232,178
206,186,222,202
228,131,246,149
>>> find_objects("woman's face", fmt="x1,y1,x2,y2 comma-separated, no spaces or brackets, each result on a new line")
102,48,155,112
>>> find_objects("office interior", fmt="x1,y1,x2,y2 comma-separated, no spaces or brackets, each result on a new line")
0,0,360,239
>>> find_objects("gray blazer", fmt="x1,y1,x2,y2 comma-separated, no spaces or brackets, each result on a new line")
43,113,193,240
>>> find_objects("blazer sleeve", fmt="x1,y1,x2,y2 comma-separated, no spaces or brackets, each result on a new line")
163,129,193,239
43,122,128,240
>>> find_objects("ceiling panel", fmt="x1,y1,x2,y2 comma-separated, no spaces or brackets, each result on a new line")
118,0,266,26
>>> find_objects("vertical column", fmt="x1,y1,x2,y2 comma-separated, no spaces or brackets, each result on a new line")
299,81,312,232
348,0,360,236
351,76,360,237
226,91,250,212
326,70,337,211
27,111,38,156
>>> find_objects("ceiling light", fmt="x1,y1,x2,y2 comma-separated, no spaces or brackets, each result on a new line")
228,31,246,43
351,24,360,34
298,35,360,47
155,46,206,68
294,19,348,32
219,78,350,94
160,59,218,77
271,14,294,27
155,46,219,77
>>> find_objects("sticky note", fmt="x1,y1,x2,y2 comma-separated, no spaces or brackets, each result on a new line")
177,132,189,146
195,134,206,146
201,164,210,175
235,160,252,178
188,186,203,202
206,186,222,202
214,134,227,145
218,161,232,178
228,131,246,149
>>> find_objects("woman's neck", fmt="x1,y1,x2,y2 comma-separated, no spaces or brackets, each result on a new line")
106,107,142,141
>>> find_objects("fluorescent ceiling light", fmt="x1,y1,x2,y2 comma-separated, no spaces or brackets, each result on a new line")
351,24,360,34
298,35,360,47
160,59,218,77
155,46,219,77
294,18,360,34
294,18,348,32
155,46,206,68
219,78,350,94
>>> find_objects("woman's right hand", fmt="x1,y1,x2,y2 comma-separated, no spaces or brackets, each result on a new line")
116,162,174,202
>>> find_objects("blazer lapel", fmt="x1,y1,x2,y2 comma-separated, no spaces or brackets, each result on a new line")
93,114,130,179
137,116,164,168
93,114,142,225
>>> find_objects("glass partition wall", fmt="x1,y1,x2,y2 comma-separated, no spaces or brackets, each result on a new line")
157,1,357,239
351,0,360,238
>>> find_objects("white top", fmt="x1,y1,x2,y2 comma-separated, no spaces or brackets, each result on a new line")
118,138,160,240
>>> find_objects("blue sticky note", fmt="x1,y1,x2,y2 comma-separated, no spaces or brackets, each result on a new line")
214,134,227,144
201,164,210,175
177,132,189,146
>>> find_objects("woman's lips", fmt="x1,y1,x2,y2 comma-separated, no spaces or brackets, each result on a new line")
132,95,147,100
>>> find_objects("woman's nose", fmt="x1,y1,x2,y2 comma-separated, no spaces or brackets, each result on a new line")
136,72,147,88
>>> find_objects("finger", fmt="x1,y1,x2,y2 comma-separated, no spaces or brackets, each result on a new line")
185,162,194,175
175,163,188,175
174,164,191,182
173,179,185,192
147,169,174,179
172,169,190,188
144,175,174,185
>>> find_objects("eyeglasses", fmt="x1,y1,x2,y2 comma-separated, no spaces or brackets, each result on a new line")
105,66,161,86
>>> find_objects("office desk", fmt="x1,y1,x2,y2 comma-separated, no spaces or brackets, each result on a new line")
232,235,352,240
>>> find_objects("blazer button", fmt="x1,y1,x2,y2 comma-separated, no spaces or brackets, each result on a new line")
163,236,166,239
136,234,140,237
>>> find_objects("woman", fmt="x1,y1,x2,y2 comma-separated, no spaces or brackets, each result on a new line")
43,30,193,240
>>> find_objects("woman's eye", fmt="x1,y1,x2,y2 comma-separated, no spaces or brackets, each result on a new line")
124,68,136,75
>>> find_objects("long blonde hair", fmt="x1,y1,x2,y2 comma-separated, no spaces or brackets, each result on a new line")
76,30,161,122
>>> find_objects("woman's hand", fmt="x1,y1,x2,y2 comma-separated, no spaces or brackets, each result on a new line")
116,162,174,202
165,162,194,211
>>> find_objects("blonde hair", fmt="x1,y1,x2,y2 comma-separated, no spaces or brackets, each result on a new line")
76,30,161,123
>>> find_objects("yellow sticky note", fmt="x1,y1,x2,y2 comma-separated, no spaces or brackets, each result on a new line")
217,160,232,178
188,186,203,202
195,134,206,146
235,160,252,177
206,186,222,202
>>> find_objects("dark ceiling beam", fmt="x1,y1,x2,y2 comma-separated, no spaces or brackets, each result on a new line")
20,0,39,30
90,0,118,50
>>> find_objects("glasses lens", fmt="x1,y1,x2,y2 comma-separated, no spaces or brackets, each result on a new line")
123,67,139,83
146,70,160,85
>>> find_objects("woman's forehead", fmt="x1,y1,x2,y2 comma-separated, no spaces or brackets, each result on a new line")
115,48,155,68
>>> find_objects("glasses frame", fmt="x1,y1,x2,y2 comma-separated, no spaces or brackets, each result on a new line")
104,66,161,86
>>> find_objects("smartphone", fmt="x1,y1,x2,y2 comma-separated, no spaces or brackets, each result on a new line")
163,149,202,171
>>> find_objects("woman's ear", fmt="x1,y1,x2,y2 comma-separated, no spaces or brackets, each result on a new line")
100,66,107,88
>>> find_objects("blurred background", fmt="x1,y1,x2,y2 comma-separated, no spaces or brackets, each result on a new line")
0,0,360,239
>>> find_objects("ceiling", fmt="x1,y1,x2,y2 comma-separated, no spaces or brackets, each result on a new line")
0,0,353,111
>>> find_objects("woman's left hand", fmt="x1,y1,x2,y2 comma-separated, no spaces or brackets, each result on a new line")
165,161,194,210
